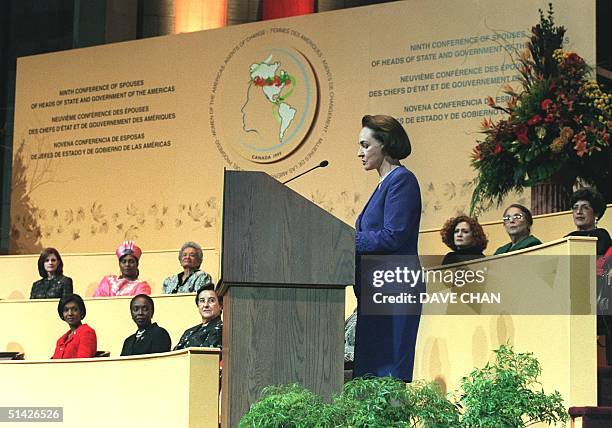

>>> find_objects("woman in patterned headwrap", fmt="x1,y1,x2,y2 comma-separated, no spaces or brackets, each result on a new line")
93,241,151,297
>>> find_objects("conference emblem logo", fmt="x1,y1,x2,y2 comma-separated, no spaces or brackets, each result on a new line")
210,33,323,168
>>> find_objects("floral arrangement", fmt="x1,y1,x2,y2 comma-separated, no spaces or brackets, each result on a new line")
470,4,611,213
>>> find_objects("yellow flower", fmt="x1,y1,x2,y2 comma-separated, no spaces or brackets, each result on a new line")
559,127,574,142
550,137,566,153
553,49,565,62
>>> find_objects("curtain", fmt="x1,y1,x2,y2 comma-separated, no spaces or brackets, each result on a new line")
263,0,314,20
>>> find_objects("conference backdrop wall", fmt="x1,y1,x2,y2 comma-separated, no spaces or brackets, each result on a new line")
10,0,595,254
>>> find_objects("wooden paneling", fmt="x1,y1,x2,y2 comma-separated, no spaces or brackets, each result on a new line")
221,171,354,287
222,285,344,427
220,170,352,427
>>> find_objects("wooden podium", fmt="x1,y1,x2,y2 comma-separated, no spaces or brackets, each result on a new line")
219,171,354,427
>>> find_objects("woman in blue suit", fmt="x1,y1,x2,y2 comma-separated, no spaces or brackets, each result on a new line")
354,114,422,381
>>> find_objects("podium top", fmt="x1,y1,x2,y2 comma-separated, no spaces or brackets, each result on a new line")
220,171,354,290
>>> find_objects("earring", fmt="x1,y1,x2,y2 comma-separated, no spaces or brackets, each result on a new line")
595,217,599,228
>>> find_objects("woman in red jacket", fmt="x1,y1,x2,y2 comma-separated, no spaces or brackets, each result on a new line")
52,294,97,359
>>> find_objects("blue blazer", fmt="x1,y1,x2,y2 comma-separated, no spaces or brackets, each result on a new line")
356,167,421,256
353,166,422,381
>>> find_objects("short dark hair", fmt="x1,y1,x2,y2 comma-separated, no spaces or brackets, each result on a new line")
440,215,488,252
195,286,222,305
504,203,534,226
130,294,154,316
570,188,606,219
362,115,411,160
58,294,86,320
37,248,64,278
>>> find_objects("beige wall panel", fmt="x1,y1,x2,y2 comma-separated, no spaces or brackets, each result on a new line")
3,206,607,303
0,239,598,422
0,349,219,428
0,295,202,358
413,237,598,413
420,204,612,260
0,248,219,299
415,314,596,414
11,0,595,255
342,209,611,319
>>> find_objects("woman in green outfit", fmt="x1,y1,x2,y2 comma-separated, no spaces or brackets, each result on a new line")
494,204,542,254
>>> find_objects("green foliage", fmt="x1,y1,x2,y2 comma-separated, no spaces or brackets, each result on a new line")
238,384,331,428
239,345,569,428
528,3,566,79
329,377,459,427
458,345,568,427
404,380,461,427
328,376,413,427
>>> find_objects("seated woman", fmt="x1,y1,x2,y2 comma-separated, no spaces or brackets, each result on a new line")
121,294,171,356
52,294,97,359
565,188,611,255
440,215,488,265
162,241,213,294
93,241,151,297
30,247,73,299
494,204,542,254
174,287,222,350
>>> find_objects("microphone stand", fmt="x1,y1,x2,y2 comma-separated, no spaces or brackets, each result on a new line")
282,161,329,185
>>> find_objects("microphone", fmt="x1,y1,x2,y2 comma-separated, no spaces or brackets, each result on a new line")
283,160,329,185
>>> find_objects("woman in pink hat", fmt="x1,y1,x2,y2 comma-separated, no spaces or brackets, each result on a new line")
93,241,151,297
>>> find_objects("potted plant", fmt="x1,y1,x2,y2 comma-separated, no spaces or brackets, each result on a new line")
239,345,568,427
470,4,610,215
458,344,568,427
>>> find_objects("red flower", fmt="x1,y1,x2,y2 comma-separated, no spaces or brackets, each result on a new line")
494,143,503,154
527,115,542,126
515,124,530,145
485,96,495,107
540,99,553,111
544,113,555,124
573,132,588,157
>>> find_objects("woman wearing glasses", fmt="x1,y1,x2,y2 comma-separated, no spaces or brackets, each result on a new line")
494,204,542,254
564,188,611,363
